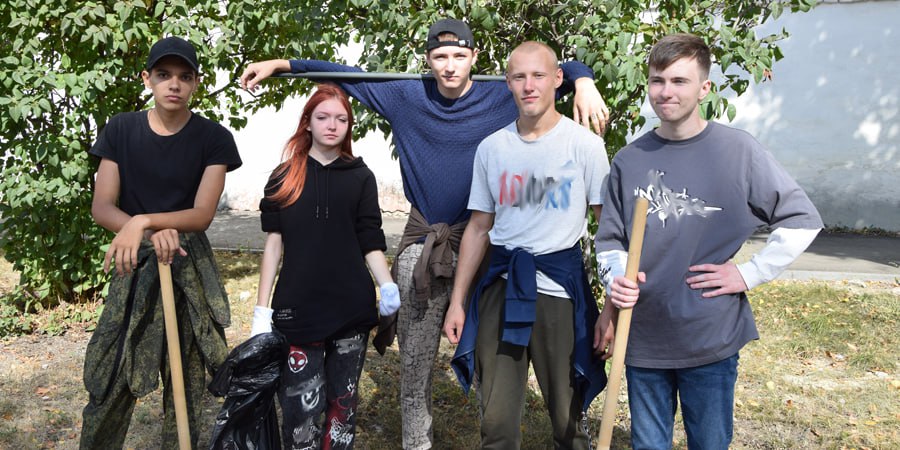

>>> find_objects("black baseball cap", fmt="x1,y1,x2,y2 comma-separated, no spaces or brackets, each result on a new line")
426,19,475,51
145,37,199,73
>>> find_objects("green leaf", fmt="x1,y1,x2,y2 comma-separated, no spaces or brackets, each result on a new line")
720,53,732,71
752,64,764,83
771,1,784,19
481,14,495,31
773,46,784,62
726,103,736,122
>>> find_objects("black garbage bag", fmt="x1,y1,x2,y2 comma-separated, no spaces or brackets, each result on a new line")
208,331,289,450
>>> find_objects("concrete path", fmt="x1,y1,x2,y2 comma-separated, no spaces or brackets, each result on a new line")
208,210,900,282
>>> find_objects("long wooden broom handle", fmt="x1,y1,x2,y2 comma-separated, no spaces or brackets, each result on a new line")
158,262,192,450
597,197,650,449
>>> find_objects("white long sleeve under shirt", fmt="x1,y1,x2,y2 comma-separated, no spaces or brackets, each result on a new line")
596,227,821,292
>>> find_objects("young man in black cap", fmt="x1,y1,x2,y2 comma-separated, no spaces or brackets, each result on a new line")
241,19,607,449
80,36,242,449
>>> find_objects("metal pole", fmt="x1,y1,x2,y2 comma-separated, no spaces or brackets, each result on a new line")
273,72,506,81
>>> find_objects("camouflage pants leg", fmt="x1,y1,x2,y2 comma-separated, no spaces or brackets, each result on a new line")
80,369,138,449
396,243,455,450
80,289,208,449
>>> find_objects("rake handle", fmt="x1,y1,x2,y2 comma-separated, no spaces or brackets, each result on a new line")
597,197,649,450
158,262,192,450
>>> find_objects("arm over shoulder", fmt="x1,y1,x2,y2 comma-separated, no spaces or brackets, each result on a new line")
291,59,408,117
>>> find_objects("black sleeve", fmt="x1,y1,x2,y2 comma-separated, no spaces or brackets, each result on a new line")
89,113,124,161
204,121,243,172
259,170,283,233
355,171,387,254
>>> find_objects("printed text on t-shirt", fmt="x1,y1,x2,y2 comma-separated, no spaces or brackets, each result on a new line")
498,170,574,210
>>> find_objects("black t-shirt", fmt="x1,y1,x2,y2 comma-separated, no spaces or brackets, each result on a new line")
89,111,242,215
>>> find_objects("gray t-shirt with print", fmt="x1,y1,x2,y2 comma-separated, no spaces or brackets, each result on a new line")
595,121,823,369
469,116,610,296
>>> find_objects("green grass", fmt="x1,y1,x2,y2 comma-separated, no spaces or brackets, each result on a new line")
753,282,898,371
733,281,899,449
0,252,897,448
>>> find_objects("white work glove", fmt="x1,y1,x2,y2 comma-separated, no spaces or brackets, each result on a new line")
379,282,401,316
250,305,274,337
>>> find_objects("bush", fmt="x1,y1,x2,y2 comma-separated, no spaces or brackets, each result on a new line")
0,301,33,337
0,0,336,306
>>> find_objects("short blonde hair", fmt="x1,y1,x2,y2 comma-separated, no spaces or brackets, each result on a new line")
508,41,559,70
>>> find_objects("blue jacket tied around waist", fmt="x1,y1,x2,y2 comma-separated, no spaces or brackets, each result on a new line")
450,244,607,411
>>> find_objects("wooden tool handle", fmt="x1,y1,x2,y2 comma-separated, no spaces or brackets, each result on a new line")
597,197,650,449
159,262,192,450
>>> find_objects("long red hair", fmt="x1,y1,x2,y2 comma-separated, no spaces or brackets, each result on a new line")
267,83,355,207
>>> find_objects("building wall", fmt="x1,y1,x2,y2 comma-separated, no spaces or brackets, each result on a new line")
220,45,406,213
223,1,900,230
721,0,899,230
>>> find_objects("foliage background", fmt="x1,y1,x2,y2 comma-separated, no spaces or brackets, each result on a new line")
0,0,815,307
0,0,337,305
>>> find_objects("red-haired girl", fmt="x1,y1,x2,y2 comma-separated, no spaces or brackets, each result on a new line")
252,83,399,448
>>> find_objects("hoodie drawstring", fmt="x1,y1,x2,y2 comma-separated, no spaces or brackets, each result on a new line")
325,168,330,220
313,162,331,220
314,164,320,219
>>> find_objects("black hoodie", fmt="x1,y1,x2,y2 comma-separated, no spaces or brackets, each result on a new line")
260,156,386,344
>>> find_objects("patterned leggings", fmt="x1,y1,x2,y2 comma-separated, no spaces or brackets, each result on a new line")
395,243,456,450
278,329,368,450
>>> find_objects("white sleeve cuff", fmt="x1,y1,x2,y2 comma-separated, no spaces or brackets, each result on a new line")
597,249,628,293
736,228,821,289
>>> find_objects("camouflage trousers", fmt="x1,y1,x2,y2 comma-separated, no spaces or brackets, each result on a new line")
80,233,230,449
395,243,456,450
80,296,208,449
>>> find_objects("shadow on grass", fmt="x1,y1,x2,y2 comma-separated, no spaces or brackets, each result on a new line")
214,250,262,281
355,341,486,448
356,334,632,449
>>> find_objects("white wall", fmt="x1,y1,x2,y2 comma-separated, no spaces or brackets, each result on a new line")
223,1,900,230
725,0,899,230
220,44,405,212
221,98,404,211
